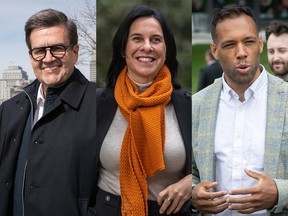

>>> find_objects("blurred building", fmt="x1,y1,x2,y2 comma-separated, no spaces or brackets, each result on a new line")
0,65,30,104
90,51,96,83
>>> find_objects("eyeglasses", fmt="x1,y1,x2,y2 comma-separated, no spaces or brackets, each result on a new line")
29,44,74,61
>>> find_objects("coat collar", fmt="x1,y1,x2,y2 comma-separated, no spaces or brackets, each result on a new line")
24,67,88,112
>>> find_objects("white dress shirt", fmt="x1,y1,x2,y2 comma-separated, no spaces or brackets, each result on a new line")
214,66,268,216
32,84,45,126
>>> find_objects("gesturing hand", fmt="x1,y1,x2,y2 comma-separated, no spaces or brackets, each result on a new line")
192,181,229,214
227,168,278,214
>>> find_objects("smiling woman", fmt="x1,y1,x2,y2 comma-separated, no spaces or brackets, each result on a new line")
97,0,191,89
94,5,192,216
125,17,167,84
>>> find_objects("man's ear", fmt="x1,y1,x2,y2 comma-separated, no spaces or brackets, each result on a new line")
210,43,218,60
259,36,264,54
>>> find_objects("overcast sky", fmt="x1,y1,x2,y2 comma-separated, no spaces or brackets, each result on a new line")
0,0,93,80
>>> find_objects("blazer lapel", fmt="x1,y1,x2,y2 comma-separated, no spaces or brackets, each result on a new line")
264,74,288,177
197,79,222,182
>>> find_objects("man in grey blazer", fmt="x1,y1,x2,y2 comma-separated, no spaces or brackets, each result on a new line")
192,4,288,215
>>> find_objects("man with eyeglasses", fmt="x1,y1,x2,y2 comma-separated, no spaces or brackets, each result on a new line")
0,9,96,216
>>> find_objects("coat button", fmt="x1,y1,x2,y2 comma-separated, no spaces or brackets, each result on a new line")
30,185,39,189
105,195,111,202
5,182,10,186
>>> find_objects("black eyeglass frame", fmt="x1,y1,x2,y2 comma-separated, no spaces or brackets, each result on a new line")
29,44,75,61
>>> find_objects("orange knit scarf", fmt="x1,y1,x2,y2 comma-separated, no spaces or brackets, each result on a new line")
114,65,173,216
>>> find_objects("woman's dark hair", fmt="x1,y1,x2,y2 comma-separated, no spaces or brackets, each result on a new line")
25,8,78,50
211,4,258,43
106,5,180,88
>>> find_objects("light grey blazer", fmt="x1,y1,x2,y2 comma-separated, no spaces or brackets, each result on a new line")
192,72,288,215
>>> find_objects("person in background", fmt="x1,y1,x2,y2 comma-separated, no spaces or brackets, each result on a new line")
192,4,288,215
197,49,223,91
94,5,192,216
266,20,288,81
0,9,97,216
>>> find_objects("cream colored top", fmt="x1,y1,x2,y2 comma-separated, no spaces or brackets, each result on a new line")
98,103,186,200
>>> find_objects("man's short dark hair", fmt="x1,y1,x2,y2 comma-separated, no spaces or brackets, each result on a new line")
265,20,288,41
211,4,258,42
25,9,78,50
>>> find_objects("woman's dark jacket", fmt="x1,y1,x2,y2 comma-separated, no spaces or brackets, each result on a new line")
95,87,192,183
0,68,97,216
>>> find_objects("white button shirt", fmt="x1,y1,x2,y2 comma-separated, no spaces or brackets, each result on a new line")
214,66,268,216
32,84,45,126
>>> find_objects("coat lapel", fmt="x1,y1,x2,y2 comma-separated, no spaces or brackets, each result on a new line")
196,79,222,182
264,74,288,177
96,88,118,146
171,89,191,174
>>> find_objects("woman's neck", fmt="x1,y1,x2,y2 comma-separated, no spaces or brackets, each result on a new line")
127,74,153,93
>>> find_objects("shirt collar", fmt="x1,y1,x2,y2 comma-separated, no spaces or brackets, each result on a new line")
36,83,45,105
207,60,217,66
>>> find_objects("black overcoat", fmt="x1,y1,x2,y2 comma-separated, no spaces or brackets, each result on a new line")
0,68,97,216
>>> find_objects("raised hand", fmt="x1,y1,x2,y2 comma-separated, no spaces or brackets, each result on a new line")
192,181,229,214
